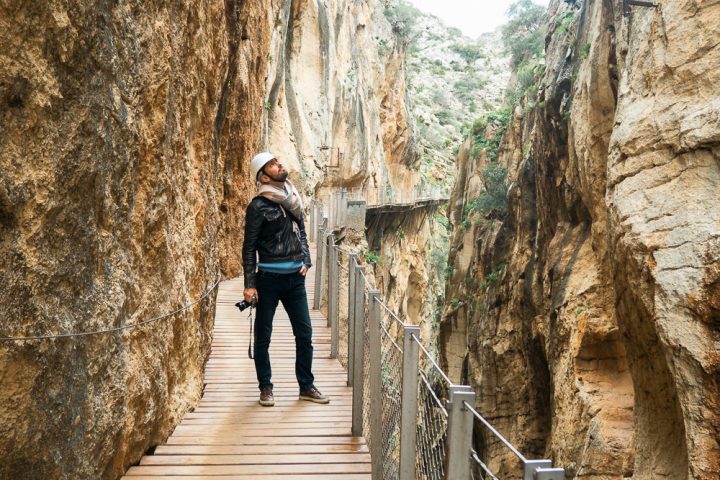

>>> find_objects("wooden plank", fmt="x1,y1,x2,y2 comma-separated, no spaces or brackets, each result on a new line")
170,425,351,436
126,474,370,480
165,436,366,446
140,453,372,465
126,464,371,475
154,444,369,455
183,414,351,422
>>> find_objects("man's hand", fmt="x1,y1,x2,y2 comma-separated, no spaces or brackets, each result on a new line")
299,265,310,276
244,288,258,303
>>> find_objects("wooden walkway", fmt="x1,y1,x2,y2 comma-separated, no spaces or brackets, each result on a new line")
123,244,371,479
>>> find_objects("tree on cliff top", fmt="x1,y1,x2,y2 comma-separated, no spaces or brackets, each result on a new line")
502,0,546,69
382,0,421,38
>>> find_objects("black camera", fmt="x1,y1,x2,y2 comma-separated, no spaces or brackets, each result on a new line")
235,298,257,311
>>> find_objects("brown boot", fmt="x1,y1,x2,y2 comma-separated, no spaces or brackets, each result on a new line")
299,387,330,404
259,387,274,407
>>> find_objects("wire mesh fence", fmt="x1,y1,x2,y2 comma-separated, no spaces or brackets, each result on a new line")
380,311,404,479
416,368,449,480
362,293,373,451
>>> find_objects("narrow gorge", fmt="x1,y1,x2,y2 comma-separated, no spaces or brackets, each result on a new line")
1,0,718,479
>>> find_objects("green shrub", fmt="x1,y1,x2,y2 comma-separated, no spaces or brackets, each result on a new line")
382,0,420,37
580,42,591,60
466,165,509,218
501,0,547,69
450,42,485,66
555,10,576,36
361,249,384,265
468,108,511,161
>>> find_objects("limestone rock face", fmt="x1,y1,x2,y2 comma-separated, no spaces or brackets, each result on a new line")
263,0,419,204
0,1,271,478
441,0,719,478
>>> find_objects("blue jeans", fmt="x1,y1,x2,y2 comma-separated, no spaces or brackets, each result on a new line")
254,270,315,391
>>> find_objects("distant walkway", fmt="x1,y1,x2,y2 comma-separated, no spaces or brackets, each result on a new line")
122,244,371,479
365,197,447,215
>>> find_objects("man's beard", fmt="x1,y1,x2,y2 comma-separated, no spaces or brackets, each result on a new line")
267,171,288,182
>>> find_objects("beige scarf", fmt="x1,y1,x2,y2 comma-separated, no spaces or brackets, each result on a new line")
257,179,305,220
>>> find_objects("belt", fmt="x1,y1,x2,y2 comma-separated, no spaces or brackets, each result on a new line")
258,270,298,277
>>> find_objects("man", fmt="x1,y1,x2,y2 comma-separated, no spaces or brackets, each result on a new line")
242,151,330,407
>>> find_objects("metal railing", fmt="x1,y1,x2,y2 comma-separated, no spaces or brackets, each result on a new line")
372,183,444,206
312,195,564,480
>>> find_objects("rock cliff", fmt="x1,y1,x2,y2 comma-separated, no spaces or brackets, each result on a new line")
441,0,719,478
0,1,271,478
263,0,419,203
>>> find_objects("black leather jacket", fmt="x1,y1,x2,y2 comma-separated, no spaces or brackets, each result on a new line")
242,196,311,288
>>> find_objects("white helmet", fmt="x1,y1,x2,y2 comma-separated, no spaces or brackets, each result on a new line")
250,151,276,180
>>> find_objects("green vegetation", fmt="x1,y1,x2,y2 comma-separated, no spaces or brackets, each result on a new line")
501,0,546,69
453,75,487,105
382,0,421,37
468,108,511,162
554,10,576,36
464,165,509,219
450,42,485,67
263,100,272,111
500,0,548,110
361,249,384,265
580,42,591,60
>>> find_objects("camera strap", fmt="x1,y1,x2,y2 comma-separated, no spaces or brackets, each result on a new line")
247,305,255,359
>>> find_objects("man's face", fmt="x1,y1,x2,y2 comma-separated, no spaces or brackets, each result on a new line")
261,158,288,182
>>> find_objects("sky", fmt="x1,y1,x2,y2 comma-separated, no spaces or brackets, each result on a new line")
405,0,551,39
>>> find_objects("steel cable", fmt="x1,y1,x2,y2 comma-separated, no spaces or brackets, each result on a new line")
0,277,222,341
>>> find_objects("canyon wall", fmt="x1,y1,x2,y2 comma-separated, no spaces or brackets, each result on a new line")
263,0,418,204
441,0,719,478
0,1,271,478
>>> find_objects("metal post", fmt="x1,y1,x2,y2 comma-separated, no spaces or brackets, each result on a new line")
446,386,475,480
347,253,357,386
309,202,315,243
328,238,339,358
399,325,420,480
328,192,335,229
314,204,323,244
313,225,326,310
367,289,382,480
338,188,347,226
326,235,334,328
351,265,366,436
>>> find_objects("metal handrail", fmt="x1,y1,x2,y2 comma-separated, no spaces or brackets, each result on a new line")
471,449,499,480
412,332,454,387
419,369,448,417
377,299,405,328
463,401,527,463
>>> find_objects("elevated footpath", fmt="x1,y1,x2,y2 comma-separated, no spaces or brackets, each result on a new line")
122,243,371,479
